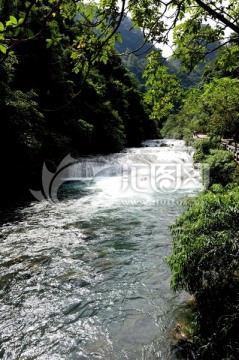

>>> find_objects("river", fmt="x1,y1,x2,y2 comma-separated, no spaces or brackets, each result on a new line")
0,140,202,359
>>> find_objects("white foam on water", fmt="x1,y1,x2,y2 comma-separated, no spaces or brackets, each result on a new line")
65,139,202,201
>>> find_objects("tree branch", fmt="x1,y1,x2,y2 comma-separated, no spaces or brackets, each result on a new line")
194,0,239,34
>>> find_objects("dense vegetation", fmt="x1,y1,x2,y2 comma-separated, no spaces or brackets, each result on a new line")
169,184,239,359
150,2,239,358
116,17,208,90
159,16,239,354
169,138,239,359
165,67,239,357
0,1,159,206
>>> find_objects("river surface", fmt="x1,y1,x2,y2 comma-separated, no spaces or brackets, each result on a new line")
0,140,202,360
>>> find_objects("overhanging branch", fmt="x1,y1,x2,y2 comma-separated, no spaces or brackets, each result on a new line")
194,0,239,35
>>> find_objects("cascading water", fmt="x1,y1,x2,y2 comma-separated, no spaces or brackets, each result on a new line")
0,140,202,360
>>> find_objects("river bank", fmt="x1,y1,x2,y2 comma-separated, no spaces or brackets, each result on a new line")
169,137,239,359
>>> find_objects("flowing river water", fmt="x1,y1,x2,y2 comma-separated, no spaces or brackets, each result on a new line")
0,140,202,360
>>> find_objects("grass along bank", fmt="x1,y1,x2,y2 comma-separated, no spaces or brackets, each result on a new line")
168,137,239,359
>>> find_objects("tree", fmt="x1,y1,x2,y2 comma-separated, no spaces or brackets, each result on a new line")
2,0,239,123
143,50,183,122
201,77,239,141
1,0,239,68
0,0,124,68
0,3,159,205
162,74,239,141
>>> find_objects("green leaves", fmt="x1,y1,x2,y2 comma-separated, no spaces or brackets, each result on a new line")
116,32,122,43
6,15,18,28
18,18,24,26
27,29,34,38
0,22,4,31
0,44,7,54
100,53,108,65
169,186,239,290
84,4,95,22
163,68,239,142
46,39,53,49
143,51,183,121
0,0,239,73
202,77,239,137
173,20,222,72
169,183,239,358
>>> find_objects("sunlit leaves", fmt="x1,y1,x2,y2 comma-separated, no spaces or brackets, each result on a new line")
129,0,166,43
164,71,239,141
0,22,5,31
100,52,108,64
0,44,7,54
201,77,239,137
1,0,239,90
18,17,24,25
116,32,122,43
6,15,18,27
46,38,53,48
173,20,222,72
169,186,239,291
215,44,239,73
83,3,96,22
0,20,6,54
143,51,183,121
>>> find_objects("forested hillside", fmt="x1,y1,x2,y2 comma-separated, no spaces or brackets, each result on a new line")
0,5,221,207
115,16,156,86
116,17,218,90
116,16,200,89
0,2,159,206
161,44,239,140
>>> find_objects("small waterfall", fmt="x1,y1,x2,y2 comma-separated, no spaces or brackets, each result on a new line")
64,139,202,197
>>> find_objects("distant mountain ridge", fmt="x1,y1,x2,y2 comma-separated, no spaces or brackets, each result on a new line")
116,17,218,89
115,17,157,86
116,16,156,57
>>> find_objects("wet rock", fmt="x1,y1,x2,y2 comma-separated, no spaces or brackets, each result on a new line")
68,278,90,287
171,323,199,360
171,339,198,360
0,255,29,268
0,347,5,358
0,272,16,290
61,277,90,289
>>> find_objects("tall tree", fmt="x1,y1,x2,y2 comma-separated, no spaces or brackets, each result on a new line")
1,0,239,68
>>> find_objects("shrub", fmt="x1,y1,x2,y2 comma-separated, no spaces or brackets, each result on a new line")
192,138,237,186
169,188,239,359
193,137,220,163
205,149,237,186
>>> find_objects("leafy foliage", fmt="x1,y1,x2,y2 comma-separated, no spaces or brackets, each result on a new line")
1,0,239,78
143,51,183,121
169,187,239,358
204,150,237,186
2,0,238,132
0,5,159,206
161,87,205,139
162,71,239,141
173,22,222,72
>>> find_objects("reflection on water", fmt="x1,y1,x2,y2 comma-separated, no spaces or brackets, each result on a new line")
0,140,200,359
